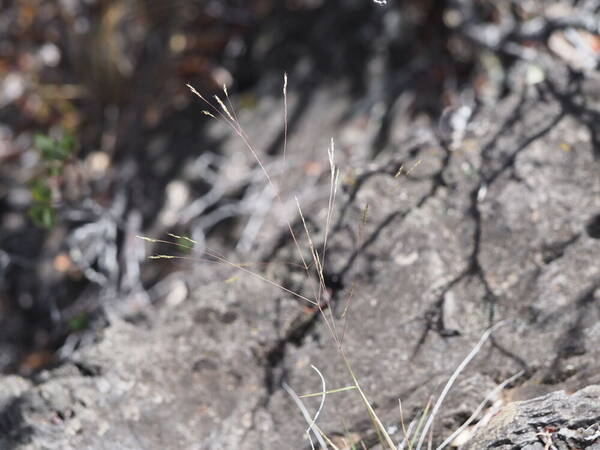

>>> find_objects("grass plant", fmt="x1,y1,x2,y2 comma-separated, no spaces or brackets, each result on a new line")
139,76,521,449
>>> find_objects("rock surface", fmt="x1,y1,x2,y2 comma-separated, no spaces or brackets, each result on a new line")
1,67,600,449
464,385,600,450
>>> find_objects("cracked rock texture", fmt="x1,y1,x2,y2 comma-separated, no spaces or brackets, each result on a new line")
2,70,600,448
464,385,600,450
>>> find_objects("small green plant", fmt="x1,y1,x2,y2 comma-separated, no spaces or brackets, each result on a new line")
28,131,76,228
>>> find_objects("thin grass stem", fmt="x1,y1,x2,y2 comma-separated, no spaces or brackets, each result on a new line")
415,322,506,450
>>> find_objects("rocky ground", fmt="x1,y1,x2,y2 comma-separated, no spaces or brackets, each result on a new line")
1,1,600,449
2,61,600,449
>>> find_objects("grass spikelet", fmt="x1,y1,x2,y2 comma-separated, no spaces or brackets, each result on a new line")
214,95,235,122
283,72,288,160
187,83,209,103
167,233,197,245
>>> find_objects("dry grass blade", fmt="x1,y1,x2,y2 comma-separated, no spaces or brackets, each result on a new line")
339,350,397,449
282,382,334,450
323,138,339,260
398,419,417,450
415,321,507,450
300,386,357,398
434,370,524,449
402,399,432,450
307,365,328,436
295,198,323,278
398,399,418,450
294,197,342,346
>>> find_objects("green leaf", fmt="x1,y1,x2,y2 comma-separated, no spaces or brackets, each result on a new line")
34,133,54,154
35,133,71,161
29,204,56,228
30,179,52,203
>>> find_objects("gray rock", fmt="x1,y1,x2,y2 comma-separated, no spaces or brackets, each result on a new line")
1,68,600,449
465,385,600,450
0,273,284,449
264,69,600,447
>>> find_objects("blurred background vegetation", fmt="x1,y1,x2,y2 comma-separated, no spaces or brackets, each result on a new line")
1,0,598,374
